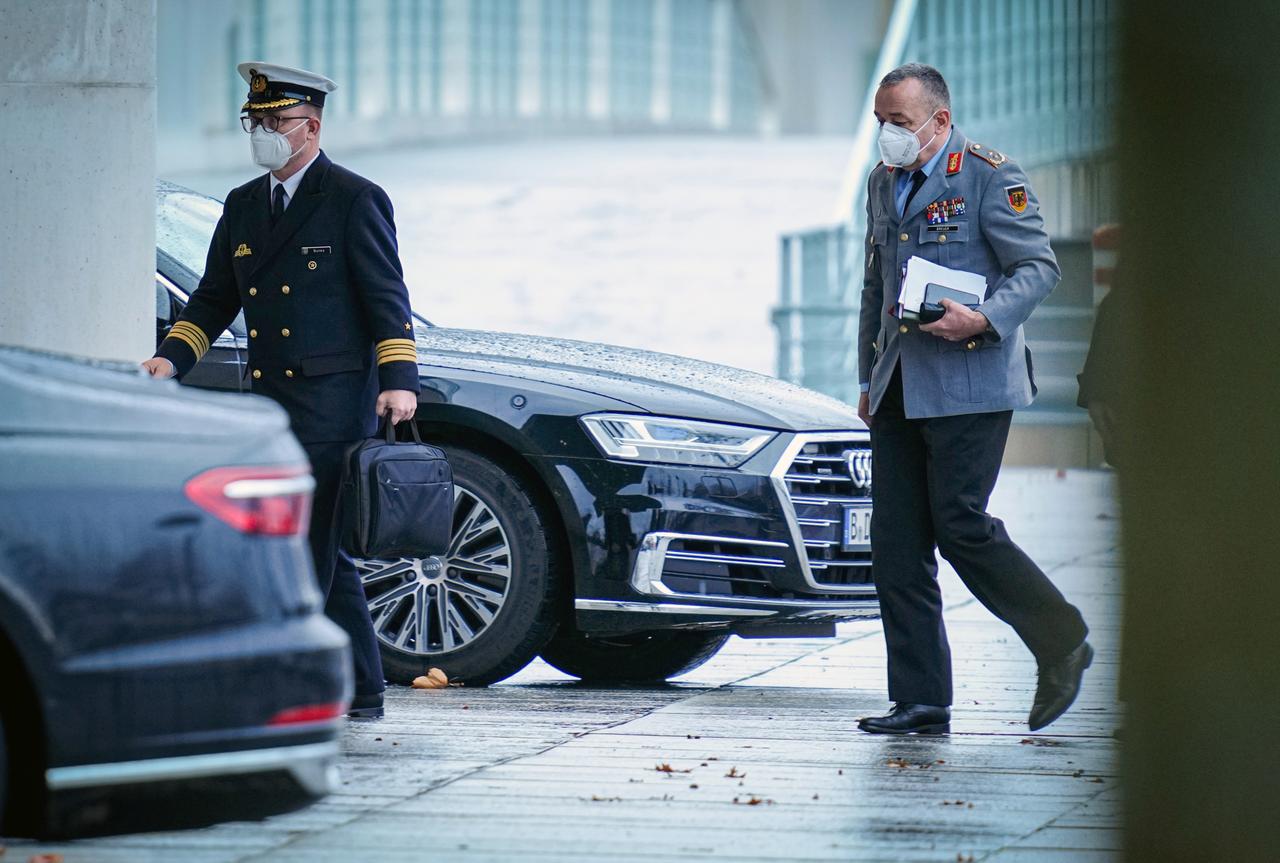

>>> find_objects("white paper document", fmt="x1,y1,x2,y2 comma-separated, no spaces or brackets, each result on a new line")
896,256,988,319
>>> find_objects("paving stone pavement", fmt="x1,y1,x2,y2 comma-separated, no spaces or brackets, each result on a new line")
4,468,1122,862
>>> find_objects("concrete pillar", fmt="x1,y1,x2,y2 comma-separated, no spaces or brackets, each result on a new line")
0,0,156,364
1119,3,1280,861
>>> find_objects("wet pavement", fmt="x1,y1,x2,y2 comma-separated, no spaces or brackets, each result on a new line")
6,468,1122,862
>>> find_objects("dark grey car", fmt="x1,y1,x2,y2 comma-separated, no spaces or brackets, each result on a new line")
0,347,351,837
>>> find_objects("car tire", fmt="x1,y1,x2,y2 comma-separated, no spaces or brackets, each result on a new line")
357,446,562,687
539,629,730,683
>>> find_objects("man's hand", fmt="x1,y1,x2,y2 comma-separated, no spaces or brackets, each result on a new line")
857,392,872,427
919,299,990,342
141,357,176,378
377,389,417,425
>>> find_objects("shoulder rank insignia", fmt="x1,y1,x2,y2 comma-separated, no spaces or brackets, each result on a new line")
1005,184,1028,214
969,143,1007,168
945,150,964,175
234,243,253,258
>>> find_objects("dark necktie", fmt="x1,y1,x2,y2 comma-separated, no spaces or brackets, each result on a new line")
271,183,285,225
903,169,928,213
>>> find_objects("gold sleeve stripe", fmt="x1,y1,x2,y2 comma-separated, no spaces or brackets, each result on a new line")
171,321,210,356
375,338,416,353
167,321,210,358
377,351,419,365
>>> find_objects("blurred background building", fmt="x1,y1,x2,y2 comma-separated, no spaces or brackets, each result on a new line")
772,0,1119,466
157,0,885,173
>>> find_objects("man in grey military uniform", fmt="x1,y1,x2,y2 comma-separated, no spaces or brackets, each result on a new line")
855,63,1092,735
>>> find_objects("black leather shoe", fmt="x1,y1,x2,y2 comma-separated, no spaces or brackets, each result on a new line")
1028,641,1094,731
857,703,951,735
348,692,385,719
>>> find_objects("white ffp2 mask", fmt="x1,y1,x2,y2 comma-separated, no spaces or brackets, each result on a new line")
877,111,941,168
250,120,308,171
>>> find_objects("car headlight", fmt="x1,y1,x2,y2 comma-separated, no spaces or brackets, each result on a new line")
580,414,776,468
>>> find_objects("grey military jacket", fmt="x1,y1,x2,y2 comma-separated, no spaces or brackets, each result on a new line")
859,127,1059,419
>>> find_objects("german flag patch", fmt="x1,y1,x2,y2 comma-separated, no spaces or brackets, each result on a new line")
1005,184,1028,214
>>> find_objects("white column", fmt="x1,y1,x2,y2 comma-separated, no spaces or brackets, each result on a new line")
441,0,471,116
0,0,156,363
586,0,610,119
517,0,542,117
709,0,730,130
650,0,671,124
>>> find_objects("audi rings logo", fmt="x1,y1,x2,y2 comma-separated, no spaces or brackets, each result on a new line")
844,448,873,491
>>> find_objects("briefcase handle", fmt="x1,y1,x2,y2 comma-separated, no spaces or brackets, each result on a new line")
380,416,424,445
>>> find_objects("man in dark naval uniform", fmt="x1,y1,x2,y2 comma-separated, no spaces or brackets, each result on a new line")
142,62,420,719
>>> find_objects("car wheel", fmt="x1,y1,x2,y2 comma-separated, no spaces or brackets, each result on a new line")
539,629,730,683
354,446,562,686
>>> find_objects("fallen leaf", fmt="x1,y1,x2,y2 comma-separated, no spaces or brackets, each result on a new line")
812,793,820,800
724,766,745,778
29,856,63,863
412,669,449,690
689,784,699,789
655,762,692,774
589,795,622,802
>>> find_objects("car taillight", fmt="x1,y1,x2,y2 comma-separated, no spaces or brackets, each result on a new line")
184,466,315,536
267,702,346,726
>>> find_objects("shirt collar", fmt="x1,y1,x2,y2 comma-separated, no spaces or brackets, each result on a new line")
270,150,321,202
900,132,951,183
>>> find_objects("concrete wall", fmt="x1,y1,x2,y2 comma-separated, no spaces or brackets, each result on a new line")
741,0,889,135
0,0,156,363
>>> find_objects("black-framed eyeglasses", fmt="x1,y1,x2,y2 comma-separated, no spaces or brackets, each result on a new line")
240,114,312,134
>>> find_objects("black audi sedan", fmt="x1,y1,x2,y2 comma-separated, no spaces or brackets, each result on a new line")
155,182,877,687
0,346,350,837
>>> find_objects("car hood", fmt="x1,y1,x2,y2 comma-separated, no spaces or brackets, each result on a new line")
417,328,864,432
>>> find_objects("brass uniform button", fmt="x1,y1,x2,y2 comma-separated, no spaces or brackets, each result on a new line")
249,328,257,338
899,324,909,334
285,369,294,378
252,369,262,379
282,285,291,295
965,339,977,351
248,287,257,296
281,328,290,337
899,232,909,242
307,260,317,270
938,234,947,243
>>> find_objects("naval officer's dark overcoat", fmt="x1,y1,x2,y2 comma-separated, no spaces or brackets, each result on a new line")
157,149,420,441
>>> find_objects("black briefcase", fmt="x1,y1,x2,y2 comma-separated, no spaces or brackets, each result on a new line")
344,420,453,559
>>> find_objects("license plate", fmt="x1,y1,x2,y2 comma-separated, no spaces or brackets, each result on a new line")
842,504,872,551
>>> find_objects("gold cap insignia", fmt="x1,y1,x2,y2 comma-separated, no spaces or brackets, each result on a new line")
250,74,268,94
234,243,253,258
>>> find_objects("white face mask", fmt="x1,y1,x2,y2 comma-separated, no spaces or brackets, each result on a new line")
877,111,941,168
250,120,308,171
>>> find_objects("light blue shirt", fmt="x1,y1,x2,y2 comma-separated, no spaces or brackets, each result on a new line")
861,137,950,394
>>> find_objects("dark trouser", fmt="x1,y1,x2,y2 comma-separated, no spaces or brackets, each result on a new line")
303,441,385,699
869,364,1087,706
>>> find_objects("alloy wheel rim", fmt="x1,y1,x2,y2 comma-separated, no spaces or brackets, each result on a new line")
356,485,513,656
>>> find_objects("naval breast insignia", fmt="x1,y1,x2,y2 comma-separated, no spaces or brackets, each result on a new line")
1005,184,1028,214
234,242,253,257
969,143,1007,168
